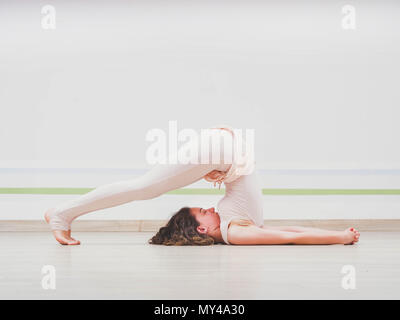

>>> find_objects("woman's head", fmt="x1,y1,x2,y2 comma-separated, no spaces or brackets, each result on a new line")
148,206,220,246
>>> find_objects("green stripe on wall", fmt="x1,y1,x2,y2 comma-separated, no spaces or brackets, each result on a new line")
0,188,400,195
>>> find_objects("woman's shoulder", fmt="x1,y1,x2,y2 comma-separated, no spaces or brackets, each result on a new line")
229,219,254,227
227,219,256,239
218,217,255,245
226,219,267,245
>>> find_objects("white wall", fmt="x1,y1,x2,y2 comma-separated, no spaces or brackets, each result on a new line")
1,0,399,220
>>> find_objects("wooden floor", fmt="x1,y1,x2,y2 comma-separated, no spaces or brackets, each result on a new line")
1,231,400,299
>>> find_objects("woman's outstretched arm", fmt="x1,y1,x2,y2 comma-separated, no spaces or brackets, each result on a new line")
227,224,360,245
262,225,342,233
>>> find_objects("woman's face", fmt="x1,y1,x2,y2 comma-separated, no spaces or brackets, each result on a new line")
190,207,220,234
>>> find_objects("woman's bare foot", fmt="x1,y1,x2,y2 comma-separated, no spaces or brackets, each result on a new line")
342,228,360,245
44,208,80,245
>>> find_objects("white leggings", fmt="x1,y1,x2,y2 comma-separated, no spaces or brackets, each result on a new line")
49,131,233,230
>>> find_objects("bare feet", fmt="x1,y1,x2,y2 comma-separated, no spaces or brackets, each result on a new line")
342,228,360,245
44,208,80,245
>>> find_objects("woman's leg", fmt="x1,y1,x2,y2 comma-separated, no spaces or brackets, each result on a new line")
46,163,229,229
45,162,229,244
45,128,234,244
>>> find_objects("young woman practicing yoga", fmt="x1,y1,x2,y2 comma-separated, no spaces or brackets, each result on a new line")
44,126,360,246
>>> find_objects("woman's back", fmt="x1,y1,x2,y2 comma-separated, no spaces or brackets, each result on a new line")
217,170,264,244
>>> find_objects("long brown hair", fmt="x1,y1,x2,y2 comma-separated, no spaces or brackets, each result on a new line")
149,207,214,246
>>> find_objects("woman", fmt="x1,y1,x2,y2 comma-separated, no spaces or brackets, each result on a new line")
45,126,360,246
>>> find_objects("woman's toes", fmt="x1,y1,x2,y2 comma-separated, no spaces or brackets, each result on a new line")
53,230,80,245
69,237,80,244
65,236,80,245
64,238,80,245
67,239,80,245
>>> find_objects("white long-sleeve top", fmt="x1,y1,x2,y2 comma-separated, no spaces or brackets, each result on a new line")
217,170,264,244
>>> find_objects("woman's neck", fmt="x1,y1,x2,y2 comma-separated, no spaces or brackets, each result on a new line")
210,227,224,244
